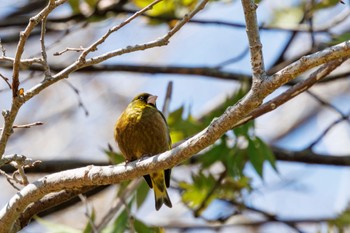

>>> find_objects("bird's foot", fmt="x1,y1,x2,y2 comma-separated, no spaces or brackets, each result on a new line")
140,154,152,160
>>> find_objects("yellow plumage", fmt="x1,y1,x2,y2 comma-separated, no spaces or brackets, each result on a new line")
114,93,172,210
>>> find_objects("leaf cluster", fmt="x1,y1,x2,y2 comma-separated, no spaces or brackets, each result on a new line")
168,83,278,218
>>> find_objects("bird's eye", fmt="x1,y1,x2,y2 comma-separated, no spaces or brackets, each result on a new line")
139,96,145,101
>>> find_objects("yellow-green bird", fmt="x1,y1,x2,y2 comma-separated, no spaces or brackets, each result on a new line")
114,93,172,210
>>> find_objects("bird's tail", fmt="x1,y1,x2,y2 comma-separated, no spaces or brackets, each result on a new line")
150,171,172,211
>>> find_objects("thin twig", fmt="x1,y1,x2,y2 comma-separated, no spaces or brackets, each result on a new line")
307,114,350,150
216,46,249,68
12,122,44,129
0,169,20,190
0,73,12,89
0,56,43,67
79,0,209,68
194,171,226,217
233,58,348,128
307,90,347,118
78,0,164,62
0,0,68,159
0,39,6,56
11,0,60,97
40,14,51,78
53,47,84,56
64,81,89,116
95,179,141,232
79,194,98,233
162,81,173,118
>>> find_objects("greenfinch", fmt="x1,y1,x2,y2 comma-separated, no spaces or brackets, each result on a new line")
114,93,172,210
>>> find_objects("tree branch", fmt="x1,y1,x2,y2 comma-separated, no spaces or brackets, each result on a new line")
241,0,266,83
0,0,209,159
1,39,349,231
273,147,350,166
11,0,64,97
0,0,68,158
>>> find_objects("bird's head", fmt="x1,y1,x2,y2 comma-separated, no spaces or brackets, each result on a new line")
132,93,158,108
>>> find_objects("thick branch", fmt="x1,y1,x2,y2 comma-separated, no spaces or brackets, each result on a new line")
17,186,102,229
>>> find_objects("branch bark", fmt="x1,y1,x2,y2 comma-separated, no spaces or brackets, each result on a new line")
1,1,350,232
241,0,266,83
0,0,210,159
1,40,350,232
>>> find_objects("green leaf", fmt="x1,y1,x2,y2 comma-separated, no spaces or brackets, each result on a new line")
133,0,175,17
313,0,342,10
329,32,350,45
82,208,96,233
104,149,124,165
202,83,249,127
329,209,350,229
233,120,254,137
197,138,227,168
167,105,184,126
168,105,202,143
270,7,304,27
256,137,278,173
134,218,162,233
220,176,252,199
34,216,80,233
68,0,80,14
178,172,216,210
109,209,128,233
226,146,248,178
247,138,265,178
136,180,150,209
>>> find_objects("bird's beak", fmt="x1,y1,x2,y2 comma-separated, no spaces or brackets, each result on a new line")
147,95,158,105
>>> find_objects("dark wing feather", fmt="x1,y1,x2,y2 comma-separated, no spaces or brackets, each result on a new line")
143,175,153,188
164,169,171,188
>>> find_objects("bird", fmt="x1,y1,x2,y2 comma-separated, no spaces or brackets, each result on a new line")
114,93,172,210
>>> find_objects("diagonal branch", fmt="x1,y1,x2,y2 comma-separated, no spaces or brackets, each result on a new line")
11,0,66,97
0,0,68,158
77,0,163,62
0,0,210,160
1,42,350,232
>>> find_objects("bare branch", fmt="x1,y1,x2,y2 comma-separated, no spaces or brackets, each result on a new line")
39,14,51,78
11,122,44,129
0,39,6,56
78,0,164,63
307,115,349,150
162,81,173,118
11,0,66,97
1,38,349,231
0,56,43,67
79,194,98,233
273,147,350,166
0,0,68,158
13,0,210,121
0,170,20,190
18,186,101,229
95,179,141,232
53,47,85,56
241,0,266,83
0,73,12,89
234,58,347,128
64,81,89,116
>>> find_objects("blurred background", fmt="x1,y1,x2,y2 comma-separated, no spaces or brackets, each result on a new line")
1,0,350,232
